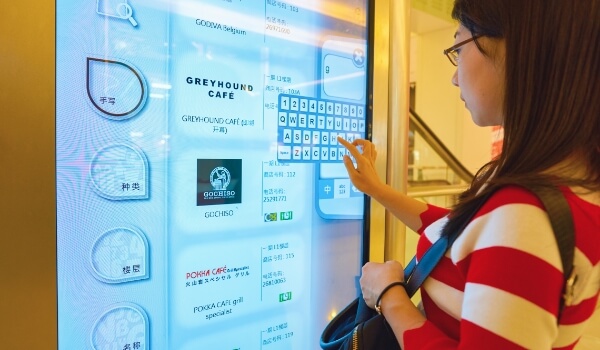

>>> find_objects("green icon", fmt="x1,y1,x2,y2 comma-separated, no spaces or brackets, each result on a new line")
264,212,277,222
280,211,293,221
279,292,292,302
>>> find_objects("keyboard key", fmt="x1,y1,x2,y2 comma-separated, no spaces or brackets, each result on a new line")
311,147,320,160
329,148,338,161
293,130,301,144
293,146,302,160
334,179,351,198
326,101,334,114
357,105,364,118
303,130,311,144
300,98,308,112
302,147,311,160
338,147,346,161
320,162,348,178
334,103,342,115
309,100,317,113
321,147,329,160
325,116,333,130
330,132,338,145
318,115,326,129
298,114,307,128
334,117,343,130
278,145,291,160
280,96,290,110
278,112,287,126
288,113,297,127
308,115,317,129
342,104,350,116
343,118,350,131
290,97,299,111
312,131,320,145
319,179,335,199
318,100,326,114
282,129,292,144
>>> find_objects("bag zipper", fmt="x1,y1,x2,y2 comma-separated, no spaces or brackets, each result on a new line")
352,325,359,350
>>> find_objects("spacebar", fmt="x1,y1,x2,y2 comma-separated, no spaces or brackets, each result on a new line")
320,163,350,179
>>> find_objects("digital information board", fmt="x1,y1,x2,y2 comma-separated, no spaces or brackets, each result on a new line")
56,1,371,349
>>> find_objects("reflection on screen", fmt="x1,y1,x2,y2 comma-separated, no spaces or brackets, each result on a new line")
56,1,371,348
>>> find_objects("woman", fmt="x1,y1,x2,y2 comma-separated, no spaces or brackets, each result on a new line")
338,0,600,349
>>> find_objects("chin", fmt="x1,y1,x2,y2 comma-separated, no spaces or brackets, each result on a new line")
474,120,496,127
470,116,488,127
470,113,501,127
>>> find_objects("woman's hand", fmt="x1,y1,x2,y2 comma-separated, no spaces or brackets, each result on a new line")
361,260,426,348
338,137,385,197
360,260,405,309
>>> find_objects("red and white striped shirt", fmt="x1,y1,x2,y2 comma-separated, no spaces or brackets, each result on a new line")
404,186,600,349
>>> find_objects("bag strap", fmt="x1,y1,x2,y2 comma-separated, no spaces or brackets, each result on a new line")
403,239,446,297
403,190,493,296
521,184,575,312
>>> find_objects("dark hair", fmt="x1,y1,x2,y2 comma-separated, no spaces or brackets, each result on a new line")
443,0,600,236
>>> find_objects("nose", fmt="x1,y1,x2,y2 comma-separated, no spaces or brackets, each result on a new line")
451,70,458,87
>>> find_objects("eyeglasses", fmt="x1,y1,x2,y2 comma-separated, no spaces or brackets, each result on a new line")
443,36,481,66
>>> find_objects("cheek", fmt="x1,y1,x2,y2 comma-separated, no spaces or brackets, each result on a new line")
460,66,498,104
457,68,476,100
481,72,505,123
457,68,502,126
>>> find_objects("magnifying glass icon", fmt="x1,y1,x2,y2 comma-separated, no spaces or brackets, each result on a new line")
116,3,138,27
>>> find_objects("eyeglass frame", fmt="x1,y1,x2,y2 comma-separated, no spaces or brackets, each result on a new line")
443,35,482,66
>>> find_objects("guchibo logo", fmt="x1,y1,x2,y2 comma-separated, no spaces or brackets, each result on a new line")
205,167,235,200
197,159,242,206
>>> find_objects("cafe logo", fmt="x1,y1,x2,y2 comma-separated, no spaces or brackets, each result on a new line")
197,159,242,206
210,167,230,190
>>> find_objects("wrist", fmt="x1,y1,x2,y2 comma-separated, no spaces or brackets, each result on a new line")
375,281,407,315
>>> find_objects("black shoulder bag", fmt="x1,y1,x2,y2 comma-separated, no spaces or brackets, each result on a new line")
320,184,574,350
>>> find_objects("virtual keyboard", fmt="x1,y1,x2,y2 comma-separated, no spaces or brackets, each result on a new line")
276,94,366,163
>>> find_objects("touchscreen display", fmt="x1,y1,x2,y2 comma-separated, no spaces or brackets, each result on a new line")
56,1,371,349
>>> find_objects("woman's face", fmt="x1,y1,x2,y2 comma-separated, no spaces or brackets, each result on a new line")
451,25,505,127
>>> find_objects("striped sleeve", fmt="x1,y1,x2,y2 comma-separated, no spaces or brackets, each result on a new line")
418,204,451,234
